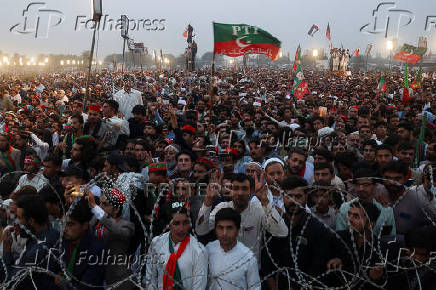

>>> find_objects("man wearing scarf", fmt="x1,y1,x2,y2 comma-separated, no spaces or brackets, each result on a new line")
87,187,136,289
0,132,21,173
145,202,208,289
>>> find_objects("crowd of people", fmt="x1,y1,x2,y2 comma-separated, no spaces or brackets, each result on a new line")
0,66,435,289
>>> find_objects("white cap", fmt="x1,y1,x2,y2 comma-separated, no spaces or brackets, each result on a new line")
262,157,284,170
318,127,334,137
290,123,301,131
253,101,261,107
245,161,262,170
177,99,187,106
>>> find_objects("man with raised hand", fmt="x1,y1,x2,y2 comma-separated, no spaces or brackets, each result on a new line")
196,172,287,264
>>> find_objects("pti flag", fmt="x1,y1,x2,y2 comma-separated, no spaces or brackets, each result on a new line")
411,67,422,89
394,44,427,64
213,23,281,60
402,64,411,105
292,56,308,99
293,45,301,73
377,77,386,92
308,24,319,37
326,23,331,41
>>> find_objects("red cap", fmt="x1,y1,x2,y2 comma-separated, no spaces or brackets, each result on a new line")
182,125,196,134
197,157,214,169
223,147,238,156
88,104,102,112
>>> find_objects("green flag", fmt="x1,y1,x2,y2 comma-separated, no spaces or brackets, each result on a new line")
213,22,281,60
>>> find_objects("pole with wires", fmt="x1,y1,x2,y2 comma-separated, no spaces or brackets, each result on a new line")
84,0,102,108
84,20,100,108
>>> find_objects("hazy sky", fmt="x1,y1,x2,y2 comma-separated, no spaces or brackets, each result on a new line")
2,0,436,59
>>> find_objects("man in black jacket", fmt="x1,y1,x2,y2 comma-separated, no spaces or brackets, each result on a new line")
263,176,337,289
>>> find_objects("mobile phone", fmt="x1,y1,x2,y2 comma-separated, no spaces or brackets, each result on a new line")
206,145,216,158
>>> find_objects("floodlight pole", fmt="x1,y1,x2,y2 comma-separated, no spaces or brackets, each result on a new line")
122,38,127,72
84,23,98,109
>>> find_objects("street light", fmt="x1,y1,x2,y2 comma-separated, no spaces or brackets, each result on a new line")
60,60,64,65
44,57,49,63
386,40,393,51
312,49,318,57
387,40,393,72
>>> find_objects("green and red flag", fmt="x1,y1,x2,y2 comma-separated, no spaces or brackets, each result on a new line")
377,76,386,92
326,23,331,41
213,22,281,60
411,67,422,89
292,51,308,99
402,63,411,105
394,43,427,64
293,45,301,73
354,49,360,57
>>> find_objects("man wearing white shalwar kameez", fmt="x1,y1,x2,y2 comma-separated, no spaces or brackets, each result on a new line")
145,202,208,290
207,207,261,290
112,83,143,120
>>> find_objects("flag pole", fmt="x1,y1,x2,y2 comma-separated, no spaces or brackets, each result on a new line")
211,21,215,77
365,46,369,71
414,112,427,167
